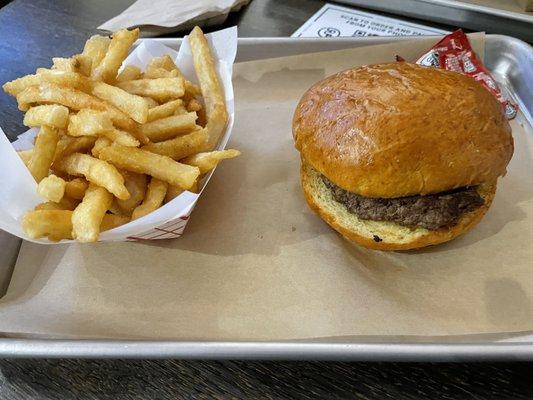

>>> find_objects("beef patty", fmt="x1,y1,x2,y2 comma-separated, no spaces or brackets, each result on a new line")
322,176,484,230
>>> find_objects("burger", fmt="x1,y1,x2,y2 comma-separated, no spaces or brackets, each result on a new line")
293,62,513,251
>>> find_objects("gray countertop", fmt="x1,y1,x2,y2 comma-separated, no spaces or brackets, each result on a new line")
0,0,532,398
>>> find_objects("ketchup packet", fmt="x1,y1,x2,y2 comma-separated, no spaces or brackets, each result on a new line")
416,30,517,119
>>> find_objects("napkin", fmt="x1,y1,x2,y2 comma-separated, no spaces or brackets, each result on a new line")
98,0,250,36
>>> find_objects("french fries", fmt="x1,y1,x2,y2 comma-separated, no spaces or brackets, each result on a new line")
132,178,168,220
174,103,189,115
73,54,92,77
129,128,150,146
182,149,241,174
144,55,200,98
3,74,40,97
16,83,95,111
147,99,183,122
16,83,136,131
139,112,197,142
52,57,80,72
53,153,130,200
28,126,59,182
164,185,183,203
17,149,33,167
34,197,79,211
72,183,113,242
103,128,139,147
189,26,228,149
36,68,91,91
143,96,159,108
5,26,239,242
68,109,113,136
147,55,181,74
91,137,112,157
23,105,69,129
82,35,111,76
186,98,202,113
144,67,179,79
117,77,185,102
64,178,89,200
142,128,207,160
100,214,130,231
91,81,149,123
116,171,148,214
3,69,90,98
91,29,139,83
108,200,124,216
189,179,199,193
54,135,97,161
117,65,142,82
23,209,128,241
184,81,202,97
99,145,200,190
37,174,66,202
68,110,139,146
22,210,74,241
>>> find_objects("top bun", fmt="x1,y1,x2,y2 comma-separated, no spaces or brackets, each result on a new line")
293,62,513,198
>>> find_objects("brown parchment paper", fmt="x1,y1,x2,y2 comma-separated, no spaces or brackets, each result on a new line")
0,34,532,341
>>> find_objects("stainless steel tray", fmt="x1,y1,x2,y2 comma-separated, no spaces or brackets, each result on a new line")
339,0,533,43
0,35,531,360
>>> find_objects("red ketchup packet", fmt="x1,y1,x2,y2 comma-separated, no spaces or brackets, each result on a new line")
415,29,517,119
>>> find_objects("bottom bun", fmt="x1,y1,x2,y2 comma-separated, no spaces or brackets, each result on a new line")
301,162,496,251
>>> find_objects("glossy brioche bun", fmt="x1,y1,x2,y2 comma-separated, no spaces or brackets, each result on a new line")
293,62,513,198
301,162,496,251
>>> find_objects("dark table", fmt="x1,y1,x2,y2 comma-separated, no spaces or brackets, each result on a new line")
0,0,532,398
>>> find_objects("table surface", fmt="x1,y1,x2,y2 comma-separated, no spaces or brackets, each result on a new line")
1,0,532,398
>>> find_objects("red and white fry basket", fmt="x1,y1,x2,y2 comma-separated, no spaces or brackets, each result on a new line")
0,27,237,243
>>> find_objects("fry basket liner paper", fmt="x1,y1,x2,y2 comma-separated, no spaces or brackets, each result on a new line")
0,27,237,244
1,34,533,342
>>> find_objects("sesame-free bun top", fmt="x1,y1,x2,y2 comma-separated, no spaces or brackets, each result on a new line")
292,62,513,198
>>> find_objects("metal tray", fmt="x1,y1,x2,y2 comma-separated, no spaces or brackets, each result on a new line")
0,35,532,360
339,0,533,43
